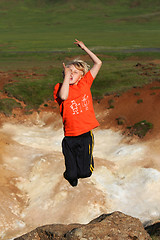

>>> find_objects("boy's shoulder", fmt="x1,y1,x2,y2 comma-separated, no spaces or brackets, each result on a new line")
54,82,62,91
54,83,63,104
79,70,94,87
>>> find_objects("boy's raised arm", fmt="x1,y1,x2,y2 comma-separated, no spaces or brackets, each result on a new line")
74,39,102,79
58,63,70,100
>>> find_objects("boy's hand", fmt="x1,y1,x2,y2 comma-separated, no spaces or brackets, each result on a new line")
74,39,86,50
63,63,71,77
74,39,102,79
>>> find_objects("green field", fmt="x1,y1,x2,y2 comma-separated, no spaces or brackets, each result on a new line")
0,0,160,51
0,0,160,114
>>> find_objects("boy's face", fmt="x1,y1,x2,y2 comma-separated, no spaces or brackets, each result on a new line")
68,64,83,85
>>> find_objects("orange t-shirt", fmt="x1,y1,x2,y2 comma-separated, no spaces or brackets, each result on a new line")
54,71,99,136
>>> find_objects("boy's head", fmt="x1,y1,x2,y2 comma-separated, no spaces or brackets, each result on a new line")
63,59,90,85
63,59,90,77
68,59,90,76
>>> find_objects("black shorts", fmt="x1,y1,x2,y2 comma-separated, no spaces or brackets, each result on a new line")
62,131,94,180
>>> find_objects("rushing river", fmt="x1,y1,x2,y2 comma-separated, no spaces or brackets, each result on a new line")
0,116,160,239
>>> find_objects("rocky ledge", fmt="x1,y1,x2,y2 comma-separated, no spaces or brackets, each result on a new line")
14,211,158,240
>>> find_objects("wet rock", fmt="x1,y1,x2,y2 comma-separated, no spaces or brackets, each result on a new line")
14,211,151,240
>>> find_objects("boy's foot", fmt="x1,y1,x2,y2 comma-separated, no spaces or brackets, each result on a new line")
69,178,78,187
63,172,78,187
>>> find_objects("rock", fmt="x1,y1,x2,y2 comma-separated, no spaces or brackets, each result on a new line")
14,224,82,240
14,211,151,240
65,212,151,240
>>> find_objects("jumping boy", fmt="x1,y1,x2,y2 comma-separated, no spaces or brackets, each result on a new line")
54,39,102,187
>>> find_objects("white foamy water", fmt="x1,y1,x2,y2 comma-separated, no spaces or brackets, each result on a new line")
0,122,160,239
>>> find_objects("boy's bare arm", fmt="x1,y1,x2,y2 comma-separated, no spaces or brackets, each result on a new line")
58,63,70,100
74,39,102,78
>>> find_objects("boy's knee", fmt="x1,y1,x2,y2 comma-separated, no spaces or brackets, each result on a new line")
64,171,77,181
78,170,92,179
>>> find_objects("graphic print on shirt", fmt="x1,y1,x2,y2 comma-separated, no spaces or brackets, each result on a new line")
82,94,89,110
70,94,89,115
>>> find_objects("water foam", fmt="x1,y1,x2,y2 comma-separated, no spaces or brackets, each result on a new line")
0,122,160,239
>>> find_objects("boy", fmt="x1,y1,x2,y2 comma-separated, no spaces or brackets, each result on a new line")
54,39,102,187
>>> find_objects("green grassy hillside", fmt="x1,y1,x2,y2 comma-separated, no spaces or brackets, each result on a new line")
0,0,160,51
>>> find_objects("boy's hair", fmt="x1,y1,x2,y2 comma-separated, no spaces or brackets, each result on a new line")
67,59,90,76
